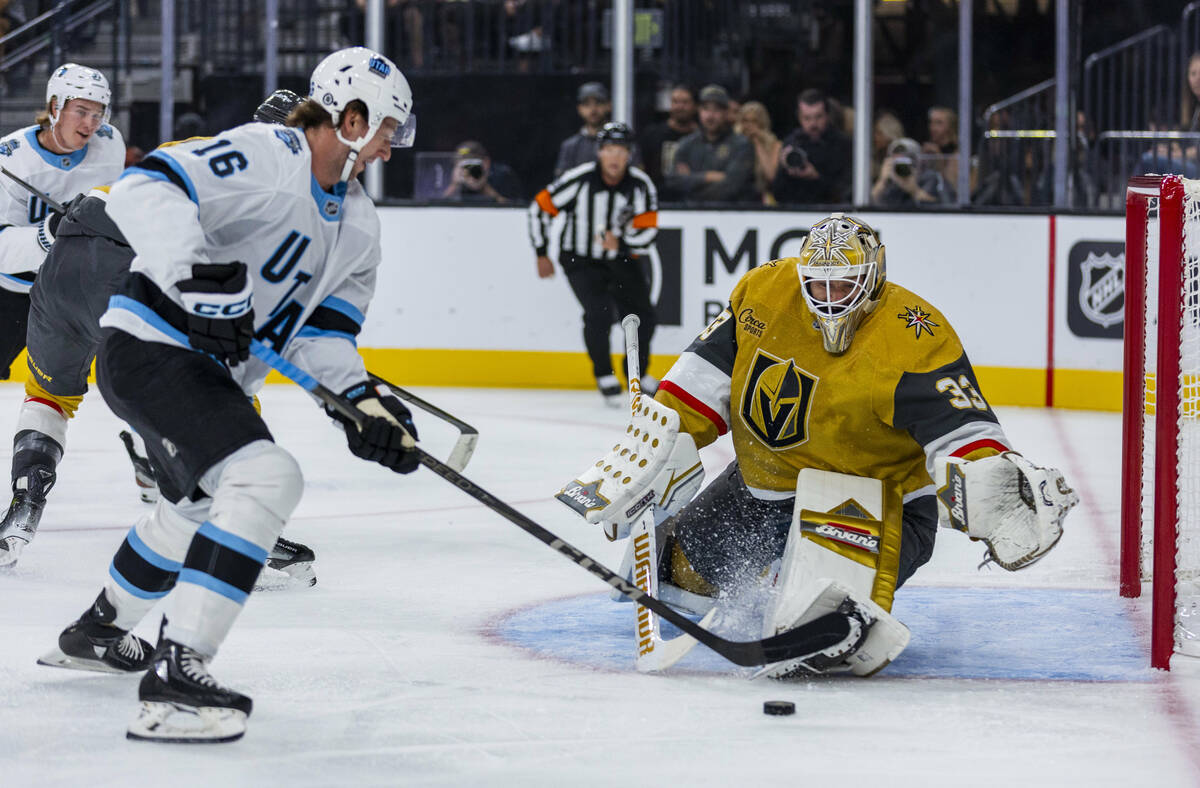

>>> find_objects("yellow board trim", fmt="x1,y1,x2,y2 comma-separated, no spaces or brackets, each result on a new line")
0,348,1129,412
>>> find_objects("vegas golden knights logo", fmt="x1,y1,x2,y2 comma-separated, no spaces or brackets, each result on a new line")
740,349,818,448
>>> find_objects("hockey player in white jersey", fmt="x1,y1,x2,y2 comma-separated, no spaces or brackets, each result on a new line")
40,47,419,743
1,90,322,587
0,64,124,558
0,63,123,366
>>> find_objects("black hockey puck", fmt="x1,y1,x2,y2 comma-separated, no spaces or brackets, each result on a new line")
763,700,795,716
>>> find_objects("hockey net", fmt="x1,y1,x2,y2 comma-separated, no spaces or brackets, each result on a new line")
1120,174,1200,669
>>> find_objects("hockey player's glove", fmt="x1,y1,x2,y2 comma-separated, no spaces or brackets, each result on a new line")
176,262,255,366
935,452,1079,571
35,193,79,252
331,381,420,474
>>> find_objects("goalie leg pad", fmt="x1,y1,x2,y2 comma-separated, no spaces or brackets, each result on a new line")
758,468,909,677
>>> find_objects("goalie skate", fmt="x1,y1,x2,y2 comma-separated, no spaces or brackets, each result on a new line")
753,596,871,679
126,639,252,744
254,536,317,590
37,591,154,674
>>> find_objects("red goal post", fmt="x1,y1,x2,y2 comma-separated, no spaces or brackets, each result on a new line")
1120,174,1200,670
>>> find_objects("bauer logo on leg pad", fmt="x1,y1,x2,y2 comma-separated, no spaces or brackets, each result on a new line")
556,480,609,517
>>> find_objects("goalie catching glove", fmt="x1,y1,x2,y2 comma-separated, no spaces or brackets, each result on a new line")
935,452,1078,570
557,397,705,539
330,382,420,474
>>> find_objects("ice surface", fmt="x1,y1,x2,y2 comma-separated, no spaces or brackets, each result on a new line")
0,384,1197,787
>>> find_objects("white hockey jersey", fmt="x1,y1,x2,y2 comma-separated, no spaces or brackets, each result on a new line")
99,122,381,397
0,123,125,292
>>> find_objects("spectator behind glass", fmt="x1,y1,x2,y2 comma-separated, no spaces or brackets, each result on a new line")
442,140,524,203
736,101,781,205
638,84,697,192
1183,52,1200,131
772,88,851,205
923,105,959,186
873,111,904,180
555,82,611,177
871,137,950,207
664,84,755,204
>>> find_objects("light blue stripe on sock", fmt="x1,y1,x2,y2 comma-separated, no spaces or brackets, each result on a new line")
177,568,249,604
195,521,269,564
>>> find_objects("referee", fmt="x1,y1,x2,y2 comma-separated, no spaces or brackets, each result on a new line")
528,121,659,407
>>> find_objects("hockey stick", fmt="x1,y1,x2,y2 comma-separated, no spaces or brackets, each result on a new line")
622,314,708,672
247,338,855,667
367,372,478,472
1,165,67,214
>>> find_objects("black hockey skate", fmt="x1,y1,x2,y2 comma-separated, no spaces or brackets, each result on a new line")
0,467,55,568
127,639,252,743
255,536,317,590
118,430,159,504
38,590,154,674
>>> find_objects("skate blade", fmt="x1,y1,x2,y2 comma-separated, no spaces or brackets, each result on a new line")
0,537,27,568
36,646,136,675
254,561,317,591
126,701,247,743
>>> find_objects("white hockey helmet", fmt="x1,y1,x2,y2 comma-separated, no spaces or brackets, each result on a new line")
797,213,887,354
46,63,112,126
308,47,414,180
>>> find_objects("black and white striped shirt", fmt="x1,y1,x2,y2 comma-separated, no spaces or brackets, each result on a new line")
528,161,658,262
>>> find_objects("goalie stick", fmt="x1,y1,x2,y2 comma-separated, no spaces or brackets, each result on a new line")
367,372,478,472
621,314,711,672
1,165,67,214
248,339,856,667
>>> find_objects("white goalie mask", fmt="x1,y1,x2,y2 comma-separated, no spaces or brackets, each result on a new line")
308,47,415,182
797,213,886,354
46,63,112,127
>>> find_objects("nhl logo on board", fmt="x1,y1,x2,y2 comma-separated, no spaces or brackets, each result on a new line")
1078,251,1124,328
1066,240,1125,340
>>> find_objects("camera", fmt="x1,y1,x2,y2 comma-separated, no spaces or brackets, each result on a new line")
784,147,809,170
892,156,914,178
461,158,485,180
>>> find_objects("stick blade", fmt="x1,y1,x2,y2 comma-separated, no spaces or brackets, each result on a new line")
754,611,854,666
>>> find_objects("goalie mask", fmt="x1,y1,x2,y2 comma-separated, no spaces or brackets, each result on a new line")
797,213,887,354
46,63,111,127
308,47,415,182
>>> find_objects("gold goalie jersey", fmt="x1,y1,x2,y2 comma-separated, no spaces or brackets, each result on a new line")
654,258,1011,499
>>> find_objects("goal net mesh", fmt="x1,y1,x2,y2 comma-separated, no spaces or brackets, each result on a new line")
1139,179,1200,657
